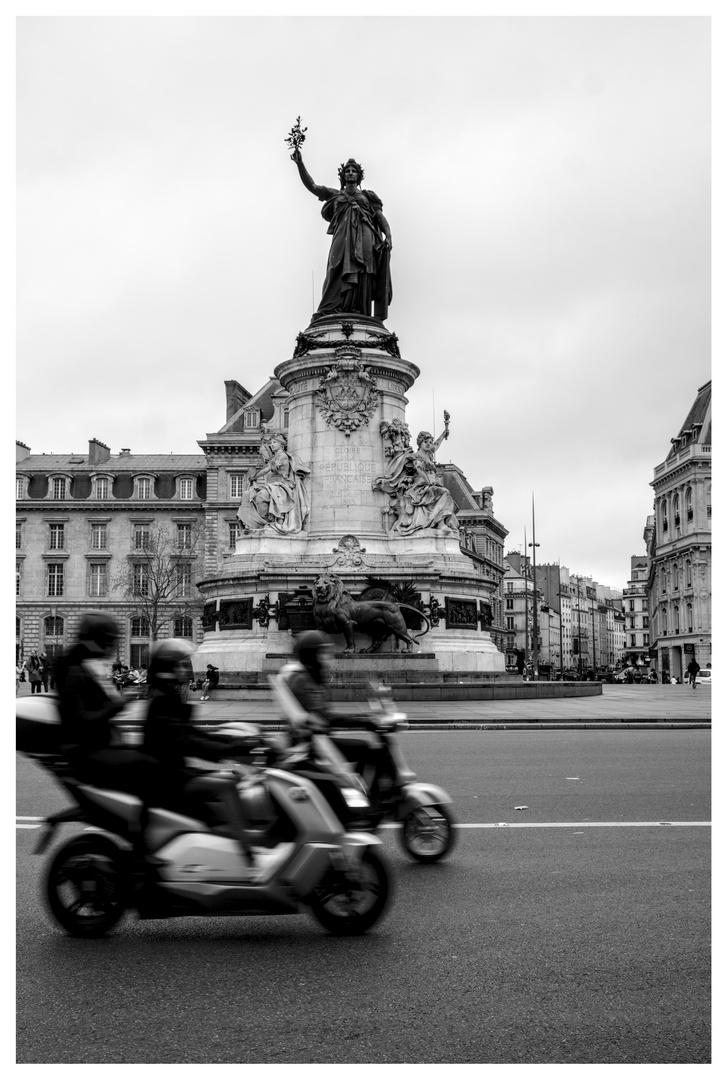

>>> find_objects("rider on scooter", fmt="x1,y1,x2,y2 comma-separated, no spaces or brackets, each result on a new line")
280,631,397,801
55,612,160,859
141,640,255,859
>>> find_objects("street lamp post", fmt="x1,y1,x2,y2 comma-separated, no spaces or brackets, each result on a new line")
528,494,540,682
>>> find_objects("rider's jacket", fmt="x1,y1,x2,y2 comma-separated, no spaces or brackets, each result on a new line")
56,644,125,762
142,694,248,786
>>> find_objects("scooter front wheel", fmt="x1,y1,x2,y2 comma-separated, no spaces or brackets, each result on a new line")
45,834,130,938
401,803,456,863
309,848,390,935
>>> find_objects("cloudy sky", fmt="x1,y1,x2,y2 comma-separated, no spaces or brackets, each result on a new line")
16,15,711,591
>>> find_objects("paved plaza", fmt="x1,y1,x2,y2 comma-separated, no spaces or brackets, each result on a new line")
18,681,708,727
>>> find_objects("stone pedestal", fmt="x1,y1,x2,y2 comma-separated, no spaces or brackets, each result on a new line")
196,314,506,677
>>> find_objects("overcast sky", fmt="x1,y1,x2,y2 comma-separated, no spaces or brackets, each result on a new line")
16,15,711,591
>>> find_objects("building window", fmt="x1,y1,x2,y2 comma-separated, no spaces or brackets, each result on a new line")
130,616,150,638
672,564,679,590
179,478,194,500
244,410,260,428
506,616,514,630
91,523,108,549
16,477,24,500
686,560,692,587
229,474,246,499
133,524,151,550
89,563,108,597
95,476,110,499
49,523,65,550
47,563,64,597
642,617,649,629
176,563,192,598
506,581,513,593
661,568,667,593
16,560,21,596
132,563,149,596
136,477,152,500
174,616,193,638
629,599,634,611
630,634,636,647
51,478,66,500
44,615,64,637
229,521,241,547
16,523,22,549
686,487,693,521
177,523,193,549
506,598,514,610
661,499,668,532
673,494,681,527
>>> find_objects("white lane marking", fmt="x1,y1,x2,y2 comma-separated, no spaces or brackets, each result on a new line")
17,816,43,821
17,818,711,831
381,821,710,829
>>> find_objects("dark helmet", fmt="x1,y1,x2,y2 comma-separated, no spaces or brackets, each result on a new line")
77,611,119,651
292,630,333,680
148,639,196,693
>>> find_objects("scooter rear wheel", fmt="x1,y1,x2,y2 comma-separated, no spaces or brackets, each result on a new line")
45,834,130,937
309,848,390,935
401,803,456,863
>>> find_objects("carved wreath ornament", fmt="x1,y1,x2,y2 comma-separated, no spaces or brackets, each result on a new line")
314,346,380,436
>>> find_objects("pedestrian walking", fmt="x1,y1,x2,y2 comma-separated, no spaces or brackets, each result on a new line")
687,657,700,689
200,664,220,701
16,661,23,696
25,653,43,694
38,653,50,692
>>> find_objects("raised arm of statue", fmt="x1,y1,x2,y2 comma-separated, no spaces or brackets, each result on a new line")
291,148,329,199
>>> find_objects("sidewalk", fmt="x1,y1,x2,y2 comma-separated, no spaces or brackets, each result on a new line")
16,682,710,727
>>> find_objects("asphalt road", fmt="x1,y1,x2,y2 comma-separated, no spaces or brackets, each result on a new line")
16,729,711,1064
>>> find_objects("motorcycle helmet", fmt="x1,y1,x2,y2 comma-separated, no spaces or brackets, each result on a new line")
147,638,196,695
292,629,334,683
77,611,119,654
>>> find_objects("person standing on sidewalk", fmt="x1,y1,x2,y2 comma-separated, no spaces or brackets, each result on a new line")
687,656,700,689
25,653,43,694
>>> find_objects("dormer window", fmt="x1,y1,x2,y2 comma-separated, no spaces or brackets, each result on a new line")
93,475,111,500
16,477,26,500
135,476,154,500
51,477,66,500
178,477,194,500
244,410,260,429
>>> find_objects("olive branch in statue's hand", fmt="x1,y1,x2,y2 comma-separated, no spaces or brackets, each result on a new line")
285,117,307,160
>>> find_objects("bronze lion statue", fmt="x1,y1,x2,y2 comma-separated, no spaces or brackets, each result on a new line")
311,573,430,654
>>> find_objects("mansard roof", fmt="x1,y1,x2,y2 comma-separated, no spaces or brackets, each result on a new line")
667,379,711,458
17,452,206,473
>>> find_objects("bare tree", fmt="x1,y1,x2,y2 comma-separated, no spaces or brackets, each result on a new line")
111,522,204,644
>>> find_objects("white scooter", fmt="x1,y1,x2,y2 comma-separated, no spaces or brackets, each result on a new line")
17,696,391,938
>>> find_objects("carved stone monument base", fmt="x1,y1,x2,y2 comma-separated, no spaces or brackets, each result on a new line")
196,314,506,680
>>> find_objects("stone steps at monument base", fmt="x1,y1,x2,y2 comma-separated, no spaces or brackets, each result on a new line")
192,681,603,703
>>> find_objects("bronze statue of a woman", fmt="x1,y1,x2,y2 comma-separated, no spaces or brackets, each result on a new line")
292,148,393,321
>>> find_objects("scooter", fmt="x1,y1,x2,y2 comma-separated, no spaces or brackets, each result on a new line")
16,696,391,938
268,672,457,864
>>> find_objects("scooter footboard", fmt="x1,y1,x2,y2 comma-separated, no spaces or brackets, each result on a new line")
395,783,452,820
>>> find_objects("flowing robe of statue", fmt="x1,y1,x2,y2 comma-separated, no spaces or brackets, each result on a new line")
316,188,392,319
238,440,310,534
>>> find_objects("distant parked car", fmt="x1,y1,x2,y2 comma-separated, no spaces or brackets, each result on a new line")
694,669,712,686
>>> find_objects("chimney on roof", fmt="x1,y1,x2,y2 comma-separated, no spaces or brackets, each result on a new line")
120,448,131,456
88,438,111,466
225,380,251,421
16,441,30,463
